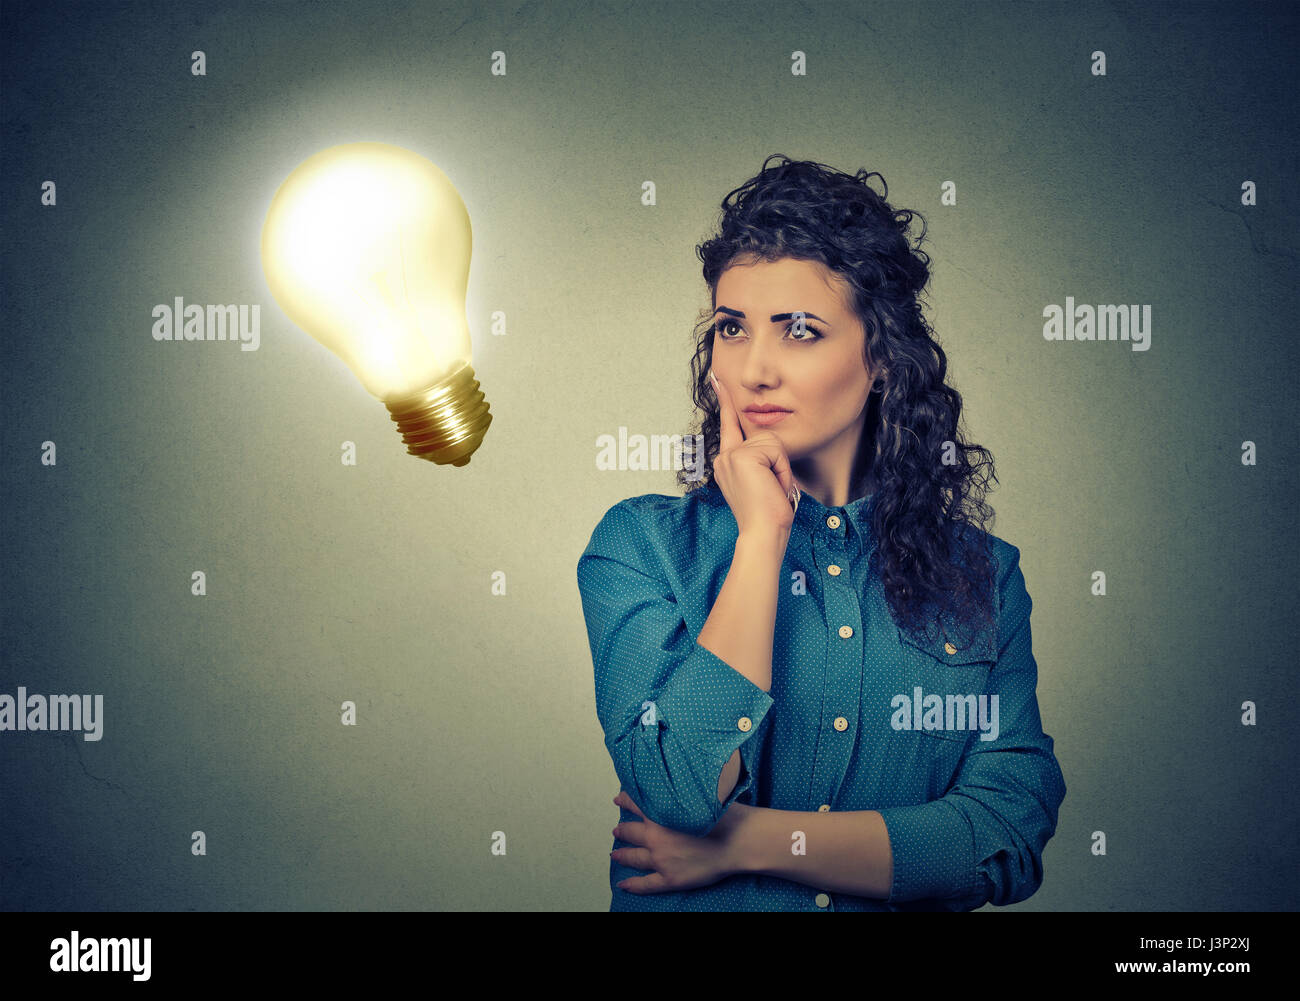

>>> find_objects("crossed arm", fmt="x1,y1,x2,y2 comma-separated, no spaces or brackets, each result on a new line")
612,790,893,898
711,747,893,897
726,803,893,897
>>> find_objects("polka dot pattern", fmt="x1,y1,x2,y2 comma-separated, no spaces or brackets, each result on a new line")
577,481,1066,911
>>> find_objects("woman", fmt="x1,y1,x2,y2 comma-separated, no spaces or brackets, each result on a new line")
576,155,1066,911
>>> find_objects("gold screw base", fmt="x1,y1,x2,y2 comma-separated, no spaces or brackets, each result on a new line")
384,362,492,466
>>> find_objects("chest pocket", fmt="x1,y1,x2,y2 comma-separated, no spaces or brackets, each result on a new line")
894,624,997,743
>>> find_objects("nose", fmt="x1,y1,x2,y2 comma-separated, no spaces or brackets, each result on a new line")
740,330,781,391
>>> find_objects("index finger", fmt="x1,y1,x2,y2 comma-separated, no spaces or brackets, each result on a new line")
710,368,745,452
615,790,649,822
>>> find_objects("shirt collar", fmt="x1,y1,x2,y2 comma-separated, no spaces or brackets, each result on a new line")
699,480,877,553
793,485,877,553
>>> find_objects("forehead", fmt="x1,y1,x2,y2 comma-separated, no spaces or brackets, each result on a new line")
716,257,849,311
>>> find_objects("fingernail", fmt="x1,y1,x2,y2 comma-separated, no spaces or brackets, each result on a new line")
708,369,718,389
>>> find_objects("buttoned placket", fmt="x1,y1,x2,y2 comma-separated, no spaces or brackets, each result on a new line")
804,505,865,912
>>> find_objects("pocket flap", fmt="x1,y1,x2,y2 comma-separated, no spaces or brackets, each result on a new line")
897,623,996,665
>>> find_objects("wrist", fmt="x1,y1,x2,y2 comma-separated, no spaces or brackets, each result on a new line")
735,529,790,564
715,802,758,876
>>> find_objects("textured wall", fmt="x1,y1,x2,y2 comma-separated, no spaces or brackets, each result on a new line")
1,0,1296,911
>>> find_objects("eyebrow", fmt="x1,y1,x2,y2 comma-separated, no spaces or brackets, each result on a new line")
713,306,829,324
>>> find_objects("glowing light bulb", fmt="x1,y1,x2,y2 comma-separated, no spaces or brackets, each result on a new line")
260,142,491,465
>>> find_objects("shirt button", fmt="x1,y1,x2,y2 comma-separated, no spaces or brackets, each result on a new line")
815,893,830,908
827,564,842,576
838,625,853,639
826,515,840,529
817,804,830,812
944,641,957,655
737,716,752,732
833,716,848,731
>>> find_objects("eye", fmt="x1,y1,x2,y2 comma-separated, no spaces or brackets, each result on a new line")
712,319,825,341
787,318,824,341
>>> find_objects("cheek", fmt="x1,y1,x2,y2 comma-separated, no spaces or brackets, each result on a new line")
819,363,869,414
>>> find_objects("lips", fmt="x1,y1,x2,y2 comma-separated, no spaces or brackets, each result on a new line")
744,409,791,426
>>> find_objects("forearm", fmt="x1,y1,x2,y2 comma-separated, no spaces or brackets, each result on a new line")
729,805,894,898
697,529,788,696
698,529,787,805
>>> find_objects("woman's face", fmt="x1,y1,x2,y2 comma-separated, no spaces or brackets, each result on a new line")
710,256,874,462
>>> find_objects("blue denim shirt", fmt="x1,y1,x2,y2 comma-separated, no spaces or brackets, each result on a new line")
577,480,1066,911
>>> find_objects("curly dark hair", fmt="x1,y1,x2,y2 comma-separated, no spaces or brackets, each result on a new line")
675,154,999,648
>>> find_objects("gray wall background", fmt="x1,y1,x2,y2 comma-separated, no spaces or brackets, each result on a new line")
1,0,1296,910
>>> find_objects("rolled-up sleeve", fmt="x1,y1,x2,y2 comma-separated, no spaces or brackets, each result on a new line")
577,502,775,837
879,542,1067,907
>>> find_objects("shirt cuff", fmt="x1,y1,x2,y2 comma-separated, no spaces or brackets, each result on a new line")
653,640,775,816
878,799,980,903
